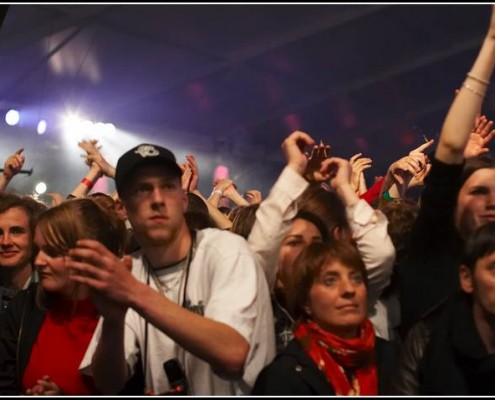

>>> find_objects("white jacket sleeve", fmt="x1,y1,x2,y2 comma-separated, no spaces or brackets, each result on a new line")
248,166,308,290
346,199,395,311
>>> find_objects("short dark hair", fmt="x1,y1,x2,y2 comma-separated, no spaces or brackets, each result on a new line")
460,154,495,189
462,221,495,272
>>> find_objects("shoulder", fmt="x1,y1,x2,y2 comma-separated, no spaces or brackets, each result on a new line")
195,228,253,255
252,340,332,396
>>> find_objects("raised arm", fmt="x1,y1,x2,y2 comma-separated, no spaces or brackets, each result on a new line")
320,157,395,311
185,153,233,229
248,130,312,289
78,139,116,178
436,6,495,164
0,148,25,192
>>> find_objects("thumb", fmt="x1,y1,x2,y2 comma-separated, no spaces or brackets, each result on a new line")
123,255,133,271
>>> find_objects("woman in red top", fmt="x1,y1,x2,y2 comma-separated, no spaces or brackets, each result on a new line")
0,197,126,395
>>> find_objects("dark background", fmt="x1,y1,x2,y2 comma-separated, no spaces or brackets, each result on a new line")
0,4,492,198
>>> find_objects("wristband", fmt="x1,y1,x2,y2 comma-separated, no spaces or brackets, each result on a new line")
81,177,94,190
382,191,393,201
211,189,223,197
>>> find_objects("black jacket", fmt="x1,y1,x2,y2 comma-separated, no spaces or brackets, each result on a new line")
390,292,495,395
400,158,464,335
0,283,45,394
251,336,395,395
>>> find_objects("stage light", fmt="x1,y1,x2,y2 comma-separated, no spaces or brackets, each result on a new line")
104,122,116,135
35,182,47,195
37,119,47,135
5,109,19,126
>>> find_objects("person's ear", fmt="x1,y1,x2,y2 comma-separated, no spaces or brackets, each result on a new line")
460,265,474,294
182,191,189,213
115,198,128,220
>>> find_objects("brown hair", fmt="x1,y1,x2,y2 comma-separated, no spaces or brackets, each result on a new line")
229,204,259,239
36,197,127,257
297,184,351,241
35,197,127,307
0,192,47,237
285,241,367,323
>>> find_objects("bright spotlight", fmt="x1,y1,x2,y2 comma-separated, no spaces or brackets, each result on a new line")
82,119,96,136
35,182,47,195
5,109,20,126
95,122,106,137
104,123,116,135
37,119,47,135
63,115,83,136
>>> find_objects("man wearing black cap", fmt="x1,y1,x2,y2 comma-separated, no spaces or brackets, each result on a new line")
70,143,275,395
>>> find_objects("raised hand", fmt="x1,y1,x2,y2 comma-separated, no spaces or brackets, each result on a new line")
3,147,25,180
464,115,495,158
281,130,316,176
409,138,434,160
244,189,262,204
78,139,116,178
349,153,372,195
408,162,432,189
186,154,200,192
388,155,424,186
180,162,193,192
319,157,352,190
66,240,135,322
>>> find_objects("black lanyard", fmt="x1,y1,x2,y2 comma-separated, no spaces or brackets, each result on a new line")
142,231,195,389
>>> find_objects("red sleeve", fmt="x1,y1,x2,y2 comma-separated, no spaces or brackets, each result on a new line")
359,177,385,205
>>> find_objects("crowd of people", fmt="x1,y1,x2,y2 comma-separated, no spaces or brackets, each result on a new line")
1,6,495,396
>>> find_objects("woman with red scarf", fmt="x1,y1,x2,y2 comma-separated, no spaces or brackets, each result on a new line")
252,240,394,395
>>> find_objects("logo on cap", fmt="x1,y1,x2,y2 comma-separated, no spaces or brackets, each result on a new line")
134,145,160,158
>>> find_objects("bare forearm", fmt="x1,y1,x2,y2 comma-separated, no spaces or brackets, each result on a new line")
192,189,232,229
70,167,102,198
0,175,10,192
335,183,360,207
437,36,495,163
92,319,129,394
130,282,248,378
226,191,249,207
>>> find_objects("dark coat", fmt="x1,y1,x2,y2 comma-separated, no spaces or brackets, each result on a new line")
251,336,395,395
390,292,495,395
0,283,45,395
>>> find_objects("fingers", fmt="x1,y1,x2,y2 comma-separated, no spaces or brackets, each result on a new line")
482,128,495,146
352,157,372,169
186,154,198,173
15,147,24,155
320,157,348,178
283,130,315,154
349,153,363,164
287,130,315,147
411,139,435,154
481,120,495,138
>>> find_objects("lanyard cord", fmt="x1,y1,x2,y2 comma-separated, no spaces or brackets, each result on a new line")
143,231,195,388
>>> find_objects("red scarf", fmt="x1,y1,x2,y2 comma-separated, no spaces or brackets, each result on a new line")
294,318,377,395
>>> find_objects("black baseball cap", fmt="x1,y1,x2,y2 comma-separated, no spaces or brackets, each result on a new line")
115,143,182,195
